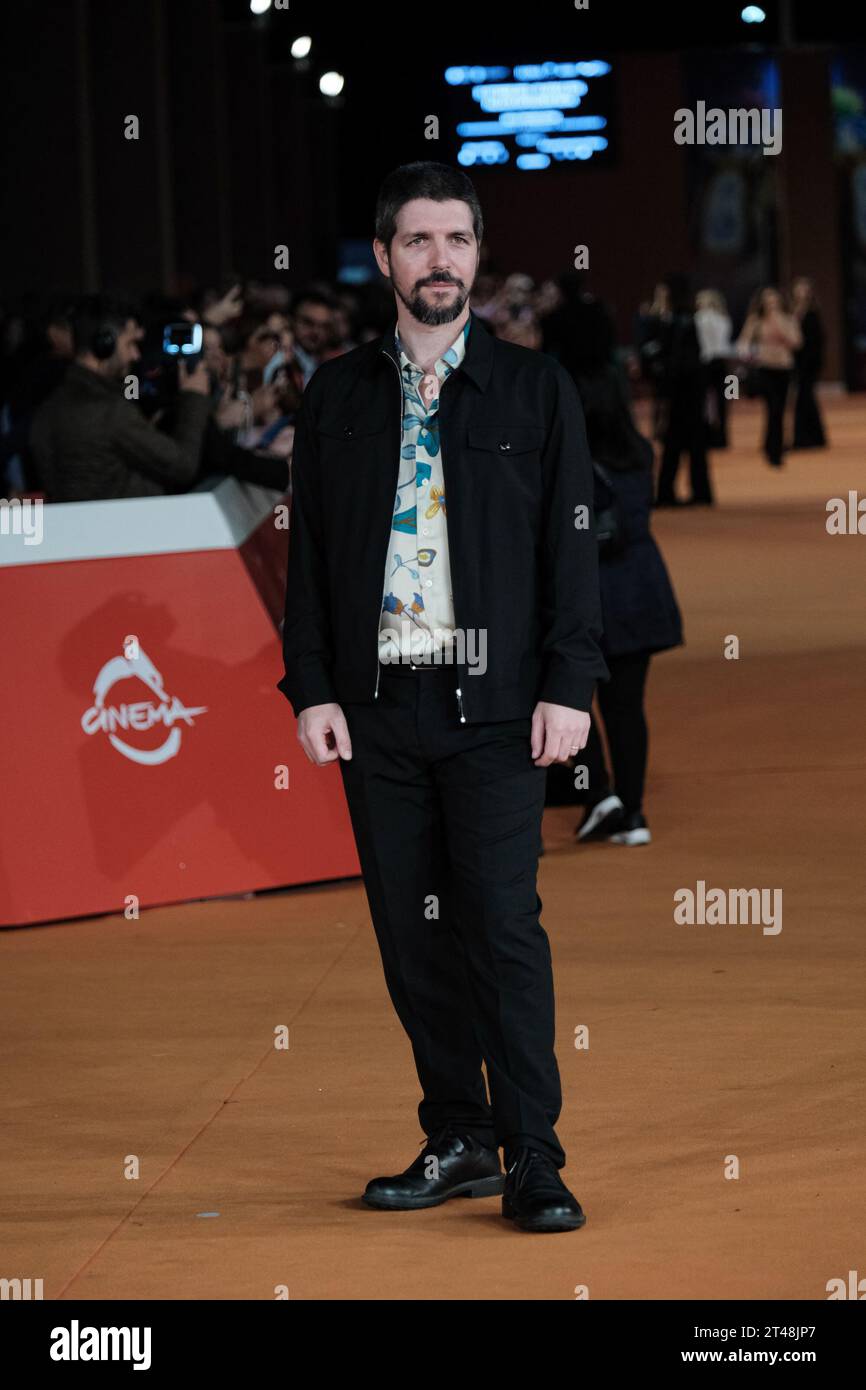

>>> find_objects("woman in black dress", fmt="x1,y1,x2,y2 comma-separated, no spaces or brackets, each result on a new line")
544,357,684,846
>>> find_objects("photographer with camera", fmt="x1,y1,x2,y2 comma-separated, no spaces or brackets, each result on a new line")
29,294,212,502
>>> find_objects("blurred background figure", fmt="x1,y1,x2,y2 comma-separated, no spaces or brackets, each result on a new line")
326,295,360,357
467,271,505,324
695,288,733,449
654,274,713,507
542,270,617,378
634,281,673,443
790,276,828,449
544,296,684,846
483,272,543,348
533,277,564,320
289,289,337,385
735,286,803,468
0,295,75,493
228,314,281,396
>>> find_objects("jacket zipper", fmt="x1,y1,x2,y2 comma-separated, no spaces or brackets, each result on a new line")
379,343,467,721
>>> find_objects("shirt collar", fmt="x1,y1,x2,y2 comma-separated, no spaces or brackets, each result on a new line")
394,316,471,381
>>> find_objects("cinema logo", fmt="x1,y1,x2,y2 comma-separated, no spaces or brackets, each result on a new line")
81,640,207,765
674,880,782,935
674,102,782,156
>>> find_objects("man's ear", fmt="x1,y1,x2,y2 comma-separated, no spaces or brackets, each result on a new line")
372,239,391,279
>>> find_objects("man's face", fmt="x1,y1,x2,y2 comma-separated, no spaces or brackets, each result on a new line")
292,301,333,356
330,307,349,346
375,198,479,326
266,311,294,356
246,324,280,370
109,320,143,378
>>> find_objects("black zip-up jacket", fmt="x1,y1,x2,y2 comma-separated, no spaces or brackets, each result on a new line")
277,309,609,724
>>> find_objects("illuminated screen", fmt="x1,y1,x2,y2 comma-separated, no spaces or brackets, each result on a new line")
443,59,616,171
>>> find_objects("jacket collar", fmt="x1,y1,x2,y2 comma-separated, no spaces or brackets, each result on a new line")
374,306,493,392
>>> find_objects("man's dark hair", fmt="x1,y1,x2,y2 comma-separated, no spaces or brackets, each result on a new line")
223,311,270,356
374,161,483,253
290,288,338,318
70,293,136,355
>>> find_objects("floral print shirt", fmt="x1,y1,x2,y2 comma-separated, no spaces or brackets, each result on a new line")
378,318,470,663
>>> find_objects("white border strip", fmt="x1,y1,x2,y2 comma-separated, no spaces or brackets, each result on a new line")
0,477,282,567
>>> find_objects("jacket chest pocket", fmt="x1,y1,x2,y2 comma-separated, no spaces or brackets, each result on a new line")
315,416,388,471
466,425,545,461
465,425,544,530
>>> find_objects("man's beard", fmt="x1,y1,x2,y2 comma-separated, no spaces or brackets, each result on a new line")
392,271,472,326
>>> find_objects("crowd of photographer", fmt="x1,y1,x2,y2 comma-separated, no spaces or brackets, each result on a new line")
0,279,377,503
0,268,827,509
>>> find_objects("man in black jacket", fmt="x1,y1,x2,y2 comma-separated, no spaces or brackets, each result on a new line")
278,162,608,1233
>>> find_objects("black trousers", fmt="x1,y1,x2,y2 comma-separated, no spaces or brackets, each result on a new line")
792,370,826,447
704,359,729,449
338,663,566,1168
657,377,713,503
757,367,791,465
583,650,652,814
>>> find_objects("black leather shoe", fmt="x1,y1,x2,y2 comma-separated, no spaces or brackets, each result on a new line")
502,1147,586,1232
362,1124,505,1210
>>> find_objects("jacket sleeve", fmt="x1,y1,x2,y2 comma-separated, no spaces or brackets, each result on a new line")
112,390,212,486
275,382,339,716
537,364,610,711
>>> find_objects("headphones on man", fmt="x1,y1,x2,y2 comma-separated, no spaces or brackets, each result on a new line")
72,296,122,360
90,322,118,360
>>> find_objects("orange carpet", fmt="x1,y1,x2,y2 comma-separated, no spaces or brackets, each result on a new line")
2,395,863,1299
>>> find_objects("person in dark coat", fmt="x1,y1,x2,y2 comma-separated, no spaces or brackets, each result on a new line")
790,276,827,449
542,269,617,381
633,281,672,444
654,274,714,506
545,361,684,844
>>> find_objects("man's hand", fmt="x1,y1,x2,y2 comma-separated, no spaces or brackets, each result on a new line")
215,393,248,430
203,283,244,327
264,423,294,459
179,360,211,396
530,701,591,767
297,702,352,765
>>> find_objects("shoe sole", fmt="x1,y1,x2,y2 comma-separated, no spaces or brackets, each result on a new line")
607,829,651,845
502,1202,587,1233
576,795,624,842
362,1174,505,1209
